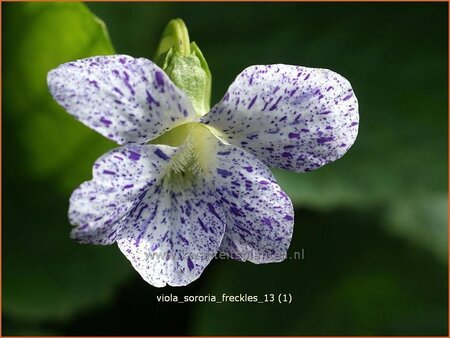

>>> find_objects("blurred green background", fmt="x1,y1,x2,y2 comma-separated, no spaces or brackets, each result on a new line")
2,2,448,335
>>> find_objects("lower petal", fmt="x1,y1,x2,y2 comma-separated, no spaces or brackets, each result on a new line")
209,143,294,263
116,175,226,287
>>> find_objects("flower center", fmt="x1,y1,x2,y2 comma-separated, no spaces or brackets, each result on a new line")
151,122,218,179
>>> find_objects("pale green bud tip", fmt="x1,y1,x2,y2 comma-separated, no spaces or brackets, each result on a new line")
154,18,190,60
154,19,212,116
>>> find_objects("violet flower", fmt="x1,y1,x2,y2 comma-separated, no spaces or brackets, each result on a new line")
47,19,358,287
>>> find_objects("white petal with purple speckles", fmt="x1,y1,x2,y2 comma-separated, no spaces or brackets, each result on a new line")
202,64,359,172
69,143,177,244
209,143,294,263
116,175,226,287
48,55,197,145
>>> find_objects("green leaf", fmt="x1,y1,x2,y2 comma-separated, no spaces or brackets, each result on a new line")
3,2,133,321
4,2,116,191
384,193,448,262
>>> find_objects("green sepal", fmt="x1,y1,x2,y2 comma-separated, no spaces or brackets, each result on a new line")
154,19,212,116
190,41,212,115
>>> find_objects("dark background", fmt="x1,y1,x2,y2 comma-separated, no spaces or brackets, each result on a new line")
3,2,448,335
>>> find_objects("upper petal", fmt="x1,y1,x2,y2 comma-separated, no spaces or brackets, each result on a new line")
48,55,197,145
69,143,177,244
202,64,359,172
116,175,226,287
208,143,294,263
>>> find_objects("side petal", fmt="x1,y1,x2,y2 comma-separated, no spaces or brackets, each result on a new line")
116,176,226,287
209,143,294,263
69,144,177,244
202,64,359,172
48,55,197,145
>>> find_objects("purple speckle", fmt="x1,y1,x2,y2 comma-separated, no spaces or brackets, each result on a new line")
102,170,116,175
122,71,135,95
343,93,353,101
266,128,280,135
207,203,222,220
198,218,208,232
262,217,272,227
146,90,160,107
113,87,124,96
217,168,233,178
317,136,334,144
154,148,170,161
294,114,303,124
88,80,99,89
249,74,255,85
269,96,282,111
235,224,252,236
279,190,289,199
161,231,169,242
248,95,258,109
289,88,298,97
155,71,165,87
187,257,195,271
288,132,300,139
134,204,148,220
230,206,244,217
231,180,240,187
178,234,189,245
107,230,117,239
100,116,112,127
128,150,141,161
